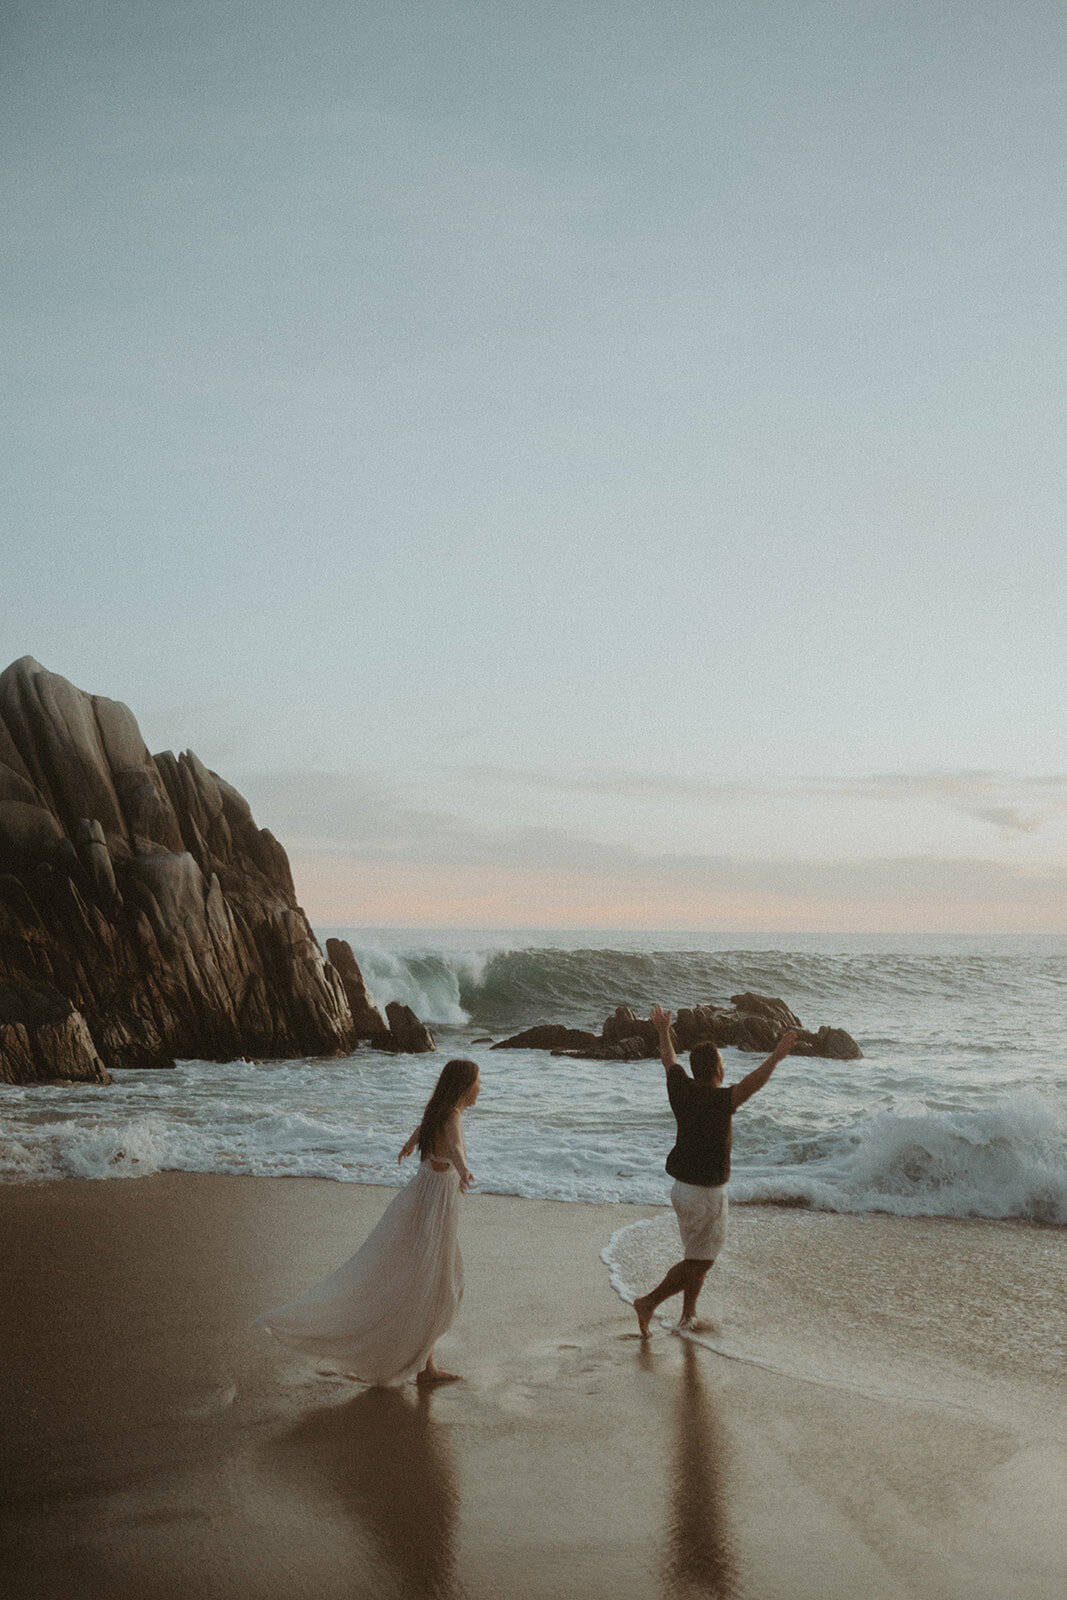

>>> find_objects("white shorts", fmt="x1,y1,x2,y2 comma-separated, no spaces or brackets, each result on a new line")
670,1180,728,1260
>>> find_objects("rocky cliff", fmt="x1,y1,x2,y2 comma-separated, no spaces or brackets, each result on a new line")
0,658,359,1084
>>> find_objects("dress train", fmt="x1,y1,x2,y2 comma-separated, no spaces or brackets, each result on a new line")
257,1161,463,1386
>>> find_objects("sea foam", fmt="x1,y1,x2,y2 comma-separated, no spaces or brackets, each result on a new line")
2,934,1065,1224
350,942,488,1026
600,1207,1066,1427
732,1096,1067,1224
2,1055,1063,1224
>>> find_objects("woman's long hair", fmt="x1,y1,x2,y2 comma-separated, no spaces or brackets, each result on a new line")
416,1058,479,1161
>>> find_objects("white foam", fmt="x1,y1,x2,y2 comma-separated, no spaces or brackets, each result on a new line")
347,943,489,1025
0,1115,170,1182
733,1095,1067,1224
600,1214,926,1405
1,1049,1064,1226
599,1213,1066,1427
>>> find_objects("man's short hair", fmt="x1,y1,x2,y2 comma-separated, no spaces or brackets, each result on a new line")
689,1040,723,1082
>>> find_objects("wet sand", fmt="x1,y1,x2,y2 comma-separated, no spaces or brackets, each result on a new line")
2,1173,1064,1600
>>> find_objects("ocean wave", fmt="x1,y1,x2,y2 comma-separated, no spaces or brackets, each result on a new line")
0,1103,411,1186
5,1072,1062,1225
733,1096,1067,1224
348,943,489,1026
0,1116,173,1182
335,942,1063,1049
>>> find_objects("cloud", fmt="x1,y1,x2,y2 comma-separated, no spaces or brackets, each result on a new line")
460,766,759,803
834,771,1067,835
460,764,1067,836
235,768,1067,931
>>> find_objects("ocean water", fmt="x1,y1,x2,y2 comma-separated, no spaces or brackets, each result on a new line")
1,929,1065,1226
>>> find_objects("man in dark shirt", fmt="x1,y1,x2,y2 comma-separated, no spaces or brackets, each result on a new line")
633,1003,797,1337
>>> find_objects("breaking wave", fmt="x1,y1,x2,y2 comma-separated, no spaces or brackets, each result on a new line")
2,1065,1062,1223
343,936,1064,1059
2,932,1064,1223
732,1096,1067,1224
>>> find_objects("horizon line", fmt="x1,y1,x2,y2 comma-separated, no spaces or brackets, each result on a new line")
309,921,1067,939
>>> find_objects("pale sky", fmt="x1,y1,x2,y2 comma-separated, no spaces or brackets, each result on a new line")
2,1,1064,930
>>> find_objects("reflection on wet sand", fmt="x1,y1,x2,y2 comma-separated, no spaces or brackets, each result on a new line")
664,1341,737,1600
266,1386,460,1598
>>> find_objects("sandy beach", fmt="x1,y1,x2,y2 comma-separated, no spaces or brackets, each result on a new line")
2,1173,1064,1600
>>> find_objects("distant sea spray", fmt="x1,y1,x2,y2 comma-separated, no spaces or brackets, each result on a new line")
343,936,1066,1055
349,942,490,1027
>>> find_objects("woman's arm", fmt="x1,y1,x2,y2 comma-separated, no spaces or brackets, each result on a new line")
440,1111,474,1192
398,1126,420,1164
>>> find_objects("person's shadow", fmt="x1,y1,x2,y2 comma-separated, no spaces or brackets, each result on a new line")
663,1339,738,1600
265,1385,461,1598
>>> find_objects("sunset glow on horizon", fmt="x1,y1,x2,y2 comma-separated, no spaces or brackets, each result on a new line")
279,777,1067,935
290,850,1067,937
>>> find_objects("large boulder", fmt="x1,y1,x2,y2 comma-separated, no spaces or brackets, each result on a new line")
674,993,860,1057
369,1002,436,1055
326,938,387,1038
729,993,803,1031
0,658,361,1083
489,991,861,1064
792,1025,864,1060
385,1001,435,1054
673,1004,734,1050
600,1006,661,1055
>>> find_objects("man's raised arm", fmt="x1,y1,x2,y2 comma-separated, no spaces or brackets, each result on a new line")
731,1030,798,1110
650,1004,679,1072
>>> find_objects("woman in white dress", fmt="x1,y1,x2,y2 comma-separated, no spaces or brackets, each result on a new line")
257,1058,480,1386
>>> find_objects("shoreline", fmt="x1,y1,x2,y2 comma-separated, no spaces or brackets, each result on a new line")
3,1172,1065,1599
4,1038,1062,1222
5,1159,1064,1230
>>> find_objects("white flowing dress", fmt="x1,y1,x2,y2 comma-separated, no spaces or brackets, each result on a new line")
256,1159,464,1386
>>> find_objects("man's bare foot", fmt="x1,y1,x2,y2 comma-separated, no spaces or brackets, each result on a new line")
416,1363,462,1385
633,1294,655,1338
674,1315,717,1334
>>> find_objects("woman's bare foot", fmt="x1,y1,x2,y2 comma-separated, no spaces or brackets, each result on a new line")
417,1361,463,1385
633,1294,655,1338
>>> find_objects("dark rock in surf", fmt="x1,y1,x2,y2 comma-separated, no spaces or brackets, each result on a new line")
501,1013,672,1062
601,1005,640,1044
609,1034,654,1060
600,1006,661,1055
729,993,803,1031
372,1002,435,1054
495,988,861,1063
0,656,360,1084
672,992,860,1057
493,1024,602,1053
673,1004,730,1050
792,1025,863,1061
326,937,387,1038
385,1001,435,1053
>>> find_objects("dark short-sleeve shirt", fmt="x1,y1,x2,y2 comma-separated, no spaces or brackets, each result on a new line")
664,1065,733,1187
